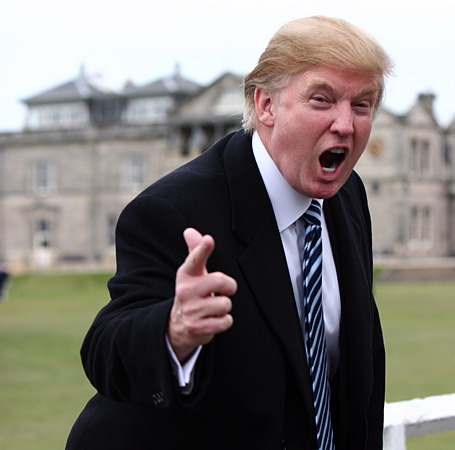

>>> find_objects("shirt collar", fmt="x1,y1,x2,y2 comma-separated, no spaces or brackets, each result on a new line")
252,131,316,232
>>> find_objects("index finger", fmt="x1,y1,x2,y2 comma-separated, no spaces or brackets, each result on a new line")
182,232,215,277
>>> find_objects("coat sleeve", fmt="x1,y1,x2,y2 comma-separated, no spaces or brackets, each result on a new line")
80,194,214,408
353,172,386,449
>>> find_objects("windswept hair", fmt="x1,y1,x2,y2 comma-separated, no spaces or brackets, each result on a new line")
242,16,394,132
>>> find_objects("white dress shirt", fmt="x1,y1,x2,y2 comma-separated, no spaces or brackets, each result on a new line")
252,132,340,376
168,131,341,387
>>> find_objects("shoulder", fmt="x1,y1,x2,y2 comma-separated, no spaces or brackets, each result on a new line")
334,171,370,217
340,171,368,201
118,130,252,232
141,129,250,201
326,171,372,234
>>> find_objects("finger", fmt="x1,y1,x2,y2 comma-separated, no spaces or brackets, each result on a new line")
182,294,233,320
183,228,203,252
203,272,238,297
176,271,237,301
182,233,215,277
192,314,234,338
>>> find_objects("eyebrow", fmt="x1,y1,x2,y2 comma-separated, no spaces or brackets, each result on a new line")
306,81,336,96
306,81,379,101
355,86,380,101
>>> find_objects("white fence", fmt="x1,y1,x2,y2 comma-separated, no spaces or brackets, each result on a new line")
383,393,455,449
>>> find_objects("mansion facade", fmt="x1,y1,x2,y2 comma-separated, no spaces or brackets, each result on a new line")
0,67,454,272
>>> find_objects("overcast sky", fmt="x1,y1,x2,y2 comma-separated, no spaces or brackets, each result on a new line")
1,0,454,131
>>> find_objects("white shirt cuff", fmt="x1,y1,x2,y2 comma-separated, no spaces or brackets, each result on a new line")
166,336,202,388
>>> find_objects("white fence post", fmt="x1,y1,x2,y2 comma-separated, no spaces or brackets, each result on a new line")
383,393,455,449
383,424,406,450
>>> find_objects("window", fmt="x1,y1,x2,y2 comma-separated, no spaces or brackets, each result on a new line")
107,214,117,248
30,218,55,268
421,141,431,175
409,205,433,248
129,99,150,121
214,88,244,115
127,97,173,123
121,155,145,191
31,218,53,252
27,103,87,129
151,97,173,119
91,99,123,124
421,206,431,241
371,181,381,195
409,137,432,178
31,161,56,193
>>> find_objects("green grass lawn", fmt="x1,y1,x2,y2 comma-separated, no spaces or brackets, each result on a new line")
0,273,110,450
0,274,454,449
376,281,455,449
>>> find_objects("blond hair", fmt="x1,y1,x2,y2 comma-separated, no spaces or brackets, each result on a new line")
242,16,394,132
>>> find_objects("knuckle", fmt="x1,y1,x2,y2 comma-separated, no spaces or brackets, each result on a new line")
185,322,200,335
175,285,188,300
175,282,197,301
219,296,232,313
210,271,225,285
217,314,234,332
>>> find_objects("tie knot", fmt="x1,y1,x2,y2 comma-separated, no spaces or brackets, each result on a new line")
303,200,322,226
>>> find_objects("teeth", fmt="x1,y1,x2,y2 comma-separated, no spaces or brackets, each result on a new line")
321,148,345,173
322,165,337,173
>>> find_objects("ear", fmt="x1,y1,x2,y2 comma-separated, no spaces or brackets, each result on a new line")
254,88,275,127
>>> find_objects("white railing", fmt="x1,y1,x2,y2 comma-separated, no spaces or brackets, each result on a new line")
383,393,455,449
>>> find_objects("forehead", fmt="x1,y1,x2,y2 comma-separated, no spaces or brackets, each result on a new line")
290,65,379,97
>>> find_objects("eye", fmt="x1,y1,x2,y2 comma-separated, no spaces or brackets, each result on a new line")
312,96,328,103
309,95,332,108
353,100,373,115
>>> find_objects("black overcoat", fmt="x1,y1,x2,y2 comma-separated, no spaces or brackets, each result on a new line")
66,130,385,449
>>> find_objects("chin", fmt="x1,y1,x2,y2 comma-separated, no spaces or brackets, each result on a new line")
305,182,344,200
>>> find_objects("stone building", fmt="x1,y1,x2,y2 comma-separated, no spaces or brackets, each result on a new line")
0,67,454,272
0,68,244,272
357,94,453,259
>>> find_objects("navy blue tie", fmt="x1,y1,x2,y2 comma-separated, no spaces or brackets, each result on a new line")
300,200,335,449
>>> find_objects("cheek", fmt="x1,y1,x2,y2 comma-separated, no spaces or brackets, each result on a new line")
357,120,373,141
272,145,308,182
354,124,373,153
351,139,370,166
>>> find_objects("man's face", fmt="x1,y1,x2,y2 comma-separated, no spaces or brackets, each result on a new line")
256,65,378,199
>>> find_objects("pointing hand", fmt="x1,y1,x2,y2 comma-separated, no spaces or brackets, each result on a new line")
167,228,237,362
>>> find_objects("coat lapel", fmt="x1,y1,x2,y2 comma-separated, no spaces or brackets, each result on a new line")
223,131,314,413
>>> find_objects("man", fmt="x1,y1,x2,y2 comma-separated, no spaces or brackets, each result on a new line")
0,261,9,301
67,16,393,449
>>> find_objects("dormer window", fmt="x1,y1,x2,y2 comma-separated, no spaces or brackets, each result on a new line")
126,97,173,123
27,102,88,130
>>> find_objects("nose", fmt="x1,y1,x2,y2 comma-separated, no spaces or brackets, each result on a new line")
330,103,354,136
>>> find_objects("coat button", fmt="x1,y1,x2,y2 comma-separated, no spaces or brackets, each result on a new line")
152,391,164,406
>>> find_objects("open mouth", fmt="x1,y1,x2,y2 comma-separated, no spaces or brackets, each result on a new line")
319,148,345,173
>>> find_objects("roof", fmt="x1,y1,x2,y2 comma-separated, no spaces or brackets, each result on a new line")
23,66,116,105
123,65,201,98
446,117,455,133
172,71,244,123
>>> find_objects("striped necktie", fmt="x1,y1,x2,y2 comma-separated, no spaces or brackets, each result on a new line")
300,199,335,449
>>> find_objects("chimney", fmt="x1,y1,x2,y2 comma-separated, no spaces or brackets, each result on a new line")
418,92,436,116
